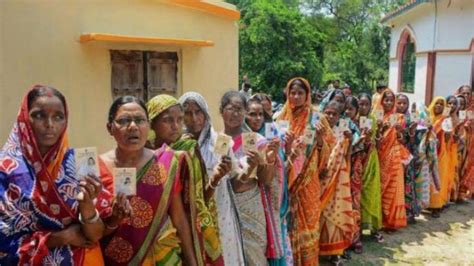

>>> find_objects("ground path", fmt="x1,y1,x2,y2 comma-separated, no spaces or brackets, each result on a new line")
323,201,474,265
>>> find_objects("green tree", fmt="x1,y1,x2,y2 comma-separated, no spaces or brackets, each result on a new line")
237,0,325,101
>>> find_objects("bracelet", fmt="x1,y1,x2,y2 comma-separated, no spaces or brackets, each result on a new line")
78,209,100,224
208,177,219,190
409,131,416,137
105,222,119,230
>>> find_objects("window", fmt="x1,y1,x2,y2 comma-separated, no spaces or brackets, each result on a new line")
111,50,178,101
400,38,416,93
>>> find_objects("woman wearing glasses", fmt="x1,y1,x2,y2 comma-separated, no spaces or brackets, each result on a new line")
219,91,281,265
146,94,226,265
99,96,198,265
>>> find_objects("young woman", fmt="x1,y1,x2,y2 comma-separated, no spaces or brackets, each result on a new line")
219,91,280,265
357,93,383,241
147,94,226,265
374,89,409,230
277,77,323,265
99,96,197,265
178,92,243,265
318,100,355,264
395,94,420,224
427,97,457,217
0,85,112,265
246,96,293,265
344,95,368,253
446,95,462,202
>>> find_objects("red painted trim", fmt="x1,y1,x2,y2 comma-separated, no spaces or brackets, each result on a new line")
425,52,436,105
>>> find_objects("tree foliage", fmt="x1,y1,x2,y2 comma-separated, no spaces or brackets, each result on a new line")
229,0,409,98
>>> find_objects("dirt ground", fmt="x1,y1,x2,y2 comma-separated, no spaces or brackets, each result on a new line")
323,201,474,265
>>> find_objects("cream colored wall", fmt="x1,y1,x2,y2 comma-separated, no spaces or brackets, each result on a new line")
0,0,238,152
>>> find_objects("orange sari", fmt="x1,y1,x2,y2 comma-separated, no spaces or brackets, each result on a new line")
375,89,409,230
319,127,355,256
428,98,458,207
278,77,322,265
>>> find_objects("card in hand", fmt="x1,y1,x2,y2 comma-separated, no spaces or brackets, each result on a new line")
304,127,316,145
339,118,349,131
389,114,398,127
442,117,453,132
374,110,384,121
214,133,232,156
242,132,258,153
113,168,137,196
442,107,451,117
75,147,99,180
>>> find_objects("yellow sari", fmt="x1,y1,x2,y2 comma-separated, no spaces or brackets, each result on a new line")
428,97,458,208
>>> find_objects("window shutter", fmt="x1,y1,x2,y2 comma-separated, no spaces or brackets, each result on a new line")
146,52,178,99
110,50,144,100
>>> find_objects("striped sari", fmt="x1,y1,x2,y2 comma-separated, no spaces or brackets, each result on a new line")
319,123,355,256
171,139,224,265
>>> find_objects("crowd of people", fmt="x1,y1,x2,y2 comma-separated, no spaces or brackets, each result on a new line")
0,80,473,266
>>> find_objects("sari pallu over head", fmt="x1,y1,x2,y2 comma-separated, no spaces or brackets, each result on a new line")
373,88,409,230
147,94,223,266
178,92,219,177
0,85,112,265
277,77,313,138
427,97,458,208
102,145,181,265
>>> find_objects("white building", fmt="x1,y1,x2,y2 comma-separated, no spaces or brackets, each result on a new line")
383,0,473,104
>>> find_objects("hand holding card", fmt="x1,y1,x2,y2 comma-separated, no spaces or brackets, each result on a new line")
242,132,258,153
113,168,137,196
75,147,100,180
214,133,232,156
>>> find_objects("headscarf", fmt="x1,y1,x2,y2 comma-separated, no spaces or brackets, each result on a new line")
178,92,219,175
427,96,447,126
372,88,396,116
318,88,345,112
147,94,180,141
277,77,312,137
0,85,112,265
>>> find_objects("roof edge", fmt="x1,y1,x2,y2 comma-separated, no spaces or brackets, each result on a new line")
381,0,432,24
163,0,240,21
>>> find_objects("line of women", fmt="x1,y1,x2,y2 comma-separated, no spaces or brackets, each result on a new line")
0,82,473,265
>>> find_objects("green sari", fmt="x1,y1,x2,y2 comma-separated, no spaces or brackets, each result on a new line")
360,115,383,231
171,139,224,266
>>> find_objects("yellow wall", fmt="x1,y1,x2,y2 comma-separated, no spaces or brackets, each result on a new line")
0,0,238,152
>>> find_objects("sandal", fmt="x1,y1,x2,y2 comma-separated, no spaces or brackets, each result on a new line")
341,250,351,260
431,209,441,218
373,232,385,243
330,255,344,266
351,241,363,254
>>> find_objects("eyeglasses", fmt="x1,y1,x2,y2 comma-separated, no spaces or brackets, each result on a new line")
113,117,148,128
223,106,246,115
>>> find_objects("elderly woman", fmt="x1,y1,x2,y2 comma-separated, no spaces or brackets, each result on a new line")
147,94,227,265
0,85,112,265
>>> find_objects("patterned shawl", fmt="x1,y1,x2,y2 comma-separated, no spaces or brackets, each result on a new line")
178,92,219,177
277,77,313,137
0,85,112,265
